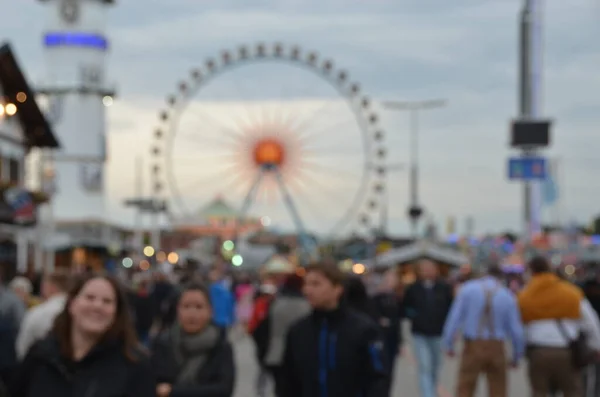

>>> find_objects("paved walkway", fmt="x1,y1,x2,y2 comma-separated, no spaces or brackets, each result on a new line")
232,333,530,397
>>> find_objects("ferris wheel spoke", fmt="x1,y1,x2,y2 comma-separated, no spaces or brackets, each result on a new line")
265,177,280,205
177,161,249,194
270,77,300,130
187,109,245,142
293,166,361,187
215,170,259,202
255,177,274,206
303,145,361,158
300,160,363,177
295,165,358,189
174,153,240,165
178,130,243,150
288,168,355,208
297,118,355,145
285,178,334,225
302,142,363,158
230,75,270,130
286,101,343,136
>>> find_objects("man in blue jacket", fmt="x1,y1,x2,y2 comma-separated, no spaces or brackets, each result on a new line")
281,263,388,397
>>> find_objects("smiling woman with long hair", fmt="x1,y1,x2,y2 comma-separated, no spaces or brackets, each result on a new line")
8,274,155,397
151,282,235,397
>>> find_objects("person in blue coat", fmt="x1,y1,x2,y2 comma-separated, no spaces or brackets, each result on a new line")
209,269,235,329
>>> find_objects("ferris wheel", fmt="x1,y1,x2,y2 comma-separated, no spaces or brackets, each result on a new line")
149,43,387,244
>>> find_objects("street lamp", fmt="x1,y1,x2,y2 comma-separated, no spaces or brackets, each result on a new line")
383,99,447,238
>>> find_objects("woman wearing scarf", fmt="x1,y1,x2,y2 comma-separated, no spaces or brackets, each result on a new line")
151,283,235,397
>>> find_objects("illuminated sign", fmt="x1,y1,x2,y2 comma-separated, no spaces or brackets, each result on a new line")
44,32,108,50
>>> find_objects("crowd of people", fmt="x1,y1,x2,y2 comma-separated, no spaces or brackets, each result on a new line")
0,256,600,397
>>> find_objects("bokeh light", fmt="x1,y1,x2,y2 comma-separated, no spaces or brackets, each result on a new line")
564,264,575,276
143,246,155,257
232,254,243,267
352,263,366,275
5,103,17,116
167,252,179,264
139,260,150,271
122,257,133,268
156,251,167,262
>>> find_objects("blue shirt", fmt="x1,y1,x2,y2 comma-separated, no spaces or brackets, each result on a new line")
442,276,525,362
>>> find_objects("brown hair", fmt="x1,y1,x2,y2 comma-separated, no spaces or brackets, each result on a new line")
180,282,212,307
44,269,72,292
52,274,140,361
528,256,551,274
305,262,345,286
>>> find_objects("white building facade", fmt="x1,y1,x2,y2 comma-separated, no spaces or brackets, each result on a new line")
39,0,114,218
36,0,115,256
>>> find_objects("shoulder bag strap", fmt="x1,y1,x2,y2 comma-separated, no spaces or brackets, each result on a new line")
555,320,574,344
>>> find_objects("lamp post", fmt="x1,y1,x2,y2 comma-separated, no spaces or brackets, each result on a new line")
383,99,447,239
519,0,544,239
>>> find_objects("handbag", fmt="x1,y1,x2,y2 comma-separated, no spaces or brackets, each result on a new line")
555,320,594,369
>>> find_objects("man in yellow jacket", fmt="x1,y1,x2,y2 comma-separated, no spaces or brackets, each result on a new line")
518,256,600,397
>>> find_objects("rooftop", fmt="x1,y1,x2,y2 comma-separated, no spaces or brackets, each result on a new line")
198,195,240,218
0,43,60,148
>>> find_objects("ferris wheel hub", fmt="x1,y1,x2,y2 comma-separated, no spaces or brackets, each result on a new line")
253,137,286,168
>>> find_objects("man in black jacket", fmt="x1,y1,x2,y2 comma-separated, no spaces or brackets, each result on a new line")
281,263,388,397
403,259,453,397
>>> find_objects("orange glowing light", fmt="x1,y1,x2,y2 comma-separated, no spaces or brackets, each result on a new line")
253,138,285,167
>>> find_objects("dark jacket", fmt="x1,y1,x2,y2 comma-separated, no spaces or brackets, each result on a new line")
282,306,388,397
582,278,600,317
372,292,403,352
403,280,453,336
250,293,274,364
151,327,235,397
7,336,155,397
344,277,379,322
131,292,156,337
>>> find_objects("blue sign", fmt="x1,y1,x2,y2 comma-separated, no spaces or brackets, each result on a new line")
508,157,547,180
44,32,108,50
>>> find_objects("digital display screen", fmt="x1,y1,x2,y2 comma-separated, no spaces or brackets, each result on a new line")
510,120,551,147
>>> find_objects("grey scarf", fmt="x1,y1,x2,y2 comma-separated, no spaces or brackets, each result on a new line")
171,323,220,385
